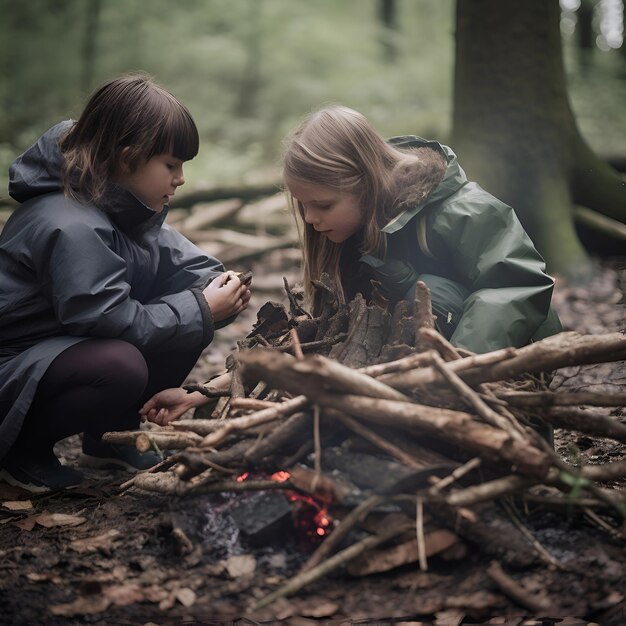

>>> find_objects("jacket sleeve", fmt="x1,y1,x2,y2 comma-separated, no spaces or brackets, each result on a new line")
429,188,555,353
153,224,225,295
38,221,215,352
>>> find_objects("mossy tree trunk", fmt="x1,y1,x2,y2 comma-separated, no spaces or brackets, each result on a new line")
451,0,626,279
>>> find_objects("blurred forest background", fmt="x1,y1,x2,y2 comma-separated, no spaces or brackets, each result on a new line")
0,0,624,273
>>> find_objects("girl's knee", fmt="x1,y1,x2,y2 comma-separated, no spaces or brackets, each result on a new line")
96,340,149,391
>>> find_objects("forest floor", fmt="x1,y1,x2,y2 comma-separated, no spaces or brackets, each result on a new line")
0,257,624,626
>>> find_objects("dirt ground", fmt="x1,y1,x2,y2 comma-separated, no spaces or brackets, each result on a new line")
0,258,624,625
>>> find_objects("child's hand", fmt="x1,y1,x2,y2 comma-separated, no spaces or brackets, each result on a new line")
139,387,206,426
202,271,251,322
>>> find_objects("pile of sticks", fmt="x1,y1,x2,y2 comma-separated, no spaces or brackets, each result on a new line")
105,277,626,612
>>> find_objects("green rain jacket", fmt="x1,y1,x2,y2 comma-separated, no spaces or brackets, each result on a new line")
361,136,562,354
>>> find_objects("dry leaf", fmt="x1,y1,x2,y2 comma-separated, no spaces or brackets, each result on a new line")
2,500,33,511
223,554,256,578
174,587,197,607
27,572,61,584
49,596,110,617
299,600,340,618
35,513,86,528
347,529,458,576
13,515,38,531
70,529,120,553
102,583,145,607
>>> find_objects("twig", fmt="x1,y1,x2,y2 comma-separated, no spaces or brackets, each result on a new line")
443,475,533,507
429,457,482,494
253,521,411,611
229,398,276,412
333,411,425,470
290,327,304,360
430,351,526,440
200,395,309,449
497,390,626,408
486,560,551,613
313,404,322,476
300,494,387,572
416,496,427,571
501,500,565,570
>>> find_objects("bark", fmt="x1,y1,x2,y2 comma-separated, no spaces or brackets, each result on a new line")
452,0,625,278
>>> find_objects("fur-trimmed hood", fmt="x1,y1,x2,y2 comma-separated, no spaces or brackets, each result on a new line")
382,136,468,234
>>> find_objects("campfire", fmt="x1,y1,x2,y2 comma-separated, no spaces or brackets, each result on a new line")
104,275,626,613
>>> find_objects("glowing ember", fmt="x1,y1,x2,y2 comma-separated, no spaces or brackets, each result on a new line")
245,470,335,546
271,471,290,483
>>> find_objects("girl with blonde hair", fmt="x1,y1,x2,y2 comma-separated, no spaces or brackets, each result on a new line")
282,105,561,353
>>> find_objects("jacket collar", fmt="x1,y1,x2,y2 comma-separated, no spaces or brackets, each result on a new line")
381,136,468,234
8,120,167,241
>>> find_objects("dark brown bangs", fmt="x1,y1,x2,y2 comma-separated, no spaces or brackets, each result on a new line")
146,100,199,161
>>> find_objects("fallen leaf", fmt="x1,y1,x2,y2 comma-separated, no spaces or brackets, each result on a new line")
34,512,86,528
174,587,197,607
434,609,465,626
13,515,38,531
2,500,33,511
49,596,110,617
347,529,458,576
70,529,120,553
27,572,61,584
102,583,145,607
223,554,256,578
299,600,340,618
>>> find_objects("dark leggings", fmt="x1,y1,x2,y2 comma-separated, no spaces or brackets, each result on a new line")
14,339,199,452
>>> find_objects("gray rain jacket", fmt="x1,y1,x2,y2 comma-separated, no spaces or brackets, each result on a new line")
0,121,226,460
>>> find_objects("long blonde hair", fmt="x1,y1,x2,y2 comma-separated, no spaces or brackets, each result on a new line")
282,105,418,310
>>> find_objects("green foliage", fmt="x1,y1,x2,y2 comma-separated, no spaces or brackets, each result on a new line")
0,0,623,193
0,0,454,190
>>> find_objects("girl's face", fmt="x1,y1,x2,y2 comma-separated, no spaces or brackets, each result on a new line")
287,178,364,244
117,152,186,212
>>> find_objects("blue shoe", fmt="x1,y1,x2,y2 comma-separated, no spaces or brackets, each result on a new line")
80,433,162,472
0,450,84,493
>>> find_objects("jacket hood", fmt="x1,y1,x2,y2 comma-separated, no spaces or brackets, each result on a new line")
382,135,468,234
8,120,73,203
7,120,165,241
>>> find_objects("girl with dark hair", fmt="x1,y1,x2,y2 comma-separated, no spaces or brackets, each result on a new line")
0,74,251,492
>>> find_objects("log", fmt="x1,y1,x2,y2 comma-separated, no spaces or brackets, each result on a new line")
238,349,553,479
169,180,281,209
380,332,626,390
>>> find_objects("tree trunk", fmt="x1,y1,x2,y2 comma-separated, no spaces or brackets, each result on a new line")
452,0,625,279
81,0,102,95
378,0,398,62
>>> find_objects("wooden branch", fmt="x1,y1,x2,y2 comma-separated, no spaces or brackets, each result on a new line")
541,407,626,444
381,332,626,390
103,430,202,450
243,411,311,463
239,349,410,403
496,390,626,408
253,520,413,611
322,394,553,479
229,398,276,412
486,560,550,613
238,349,553,478
200,395,309,449
430,351,526,440
169,180,281,209
299,494,387,572
332,411,427,470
